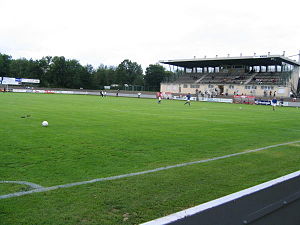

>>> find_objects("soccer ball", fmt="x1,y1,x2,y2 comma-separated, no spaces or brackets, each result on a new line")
42,121,48,127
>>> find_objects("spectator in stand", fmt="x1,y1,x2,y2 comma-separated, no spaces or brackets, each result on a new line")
273,91,276,97
269,91,272,97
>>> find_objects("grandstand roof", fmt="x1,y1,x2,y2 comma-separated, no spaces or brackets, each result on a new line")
160,55,300,68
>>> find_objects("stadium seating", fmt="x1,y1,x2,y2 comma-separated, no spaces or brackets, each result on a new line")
247,72,290,85
165,71,291,86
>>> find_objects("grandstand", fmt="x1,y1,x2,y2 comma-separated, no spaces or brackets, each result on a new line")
160,54,300,98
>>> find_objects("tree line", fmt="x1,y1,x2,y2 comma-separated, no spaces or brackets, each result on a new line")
0,53,172,91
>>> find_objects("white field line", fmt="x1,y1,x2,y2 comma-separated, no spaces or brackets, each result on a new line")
0,181,44,189
1,140,299,200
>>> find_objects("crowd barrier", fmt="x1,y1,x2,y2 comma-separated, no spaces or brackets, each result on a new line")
142,171,300,225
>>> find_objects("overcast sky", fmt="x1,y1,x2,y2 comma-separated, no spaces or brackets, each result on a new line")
1,0,299,70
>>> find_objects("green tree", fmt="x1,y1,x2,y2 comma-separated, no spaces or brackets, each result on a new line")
105,66,117,86
47,56,67,87
92,64,135,89
0,53,12,77
92,65,113,89
38,56,52,87
80,64,93,89
9,58,28,78
65,59,82,88
46,57,93,89
26,59,44,79
145,64,170,90
116,59,143,85
9,57,44,81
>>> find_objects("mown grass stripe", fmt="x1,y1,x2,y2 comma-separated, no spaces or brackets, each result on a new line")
1,140,299,200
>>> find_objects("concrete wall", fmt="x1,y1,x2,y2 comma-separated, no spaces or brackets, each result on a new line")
161,83,291,98
142,171,300,225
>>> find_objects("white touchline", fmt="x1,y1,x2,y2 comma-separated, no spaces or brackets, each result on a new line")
0,181,44,189
1,140,299,200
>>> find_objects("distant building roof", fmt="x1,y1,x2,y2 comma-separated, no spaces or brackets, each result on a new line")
160,55,300,68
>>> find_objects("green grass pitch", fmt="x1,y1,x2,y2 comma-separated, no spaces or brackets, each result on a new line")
1,93,300,224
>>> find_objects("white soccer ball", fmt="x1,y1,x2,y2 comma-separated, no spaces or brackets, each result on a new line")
42,121,48,127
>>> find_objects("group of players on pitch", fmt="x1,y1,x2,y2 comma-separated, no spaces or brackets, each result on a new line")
157,91,279,110
100,90,279,110
157,92,191,106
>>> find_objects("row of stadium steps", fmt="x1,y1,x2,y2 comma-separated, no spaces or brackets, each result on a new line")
247,72,291,85
165,71,292,86
174,74,198,83
243,73,259,85
195,74,208,83
166,72,251,85
167,73,207,84
197,72,249,84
